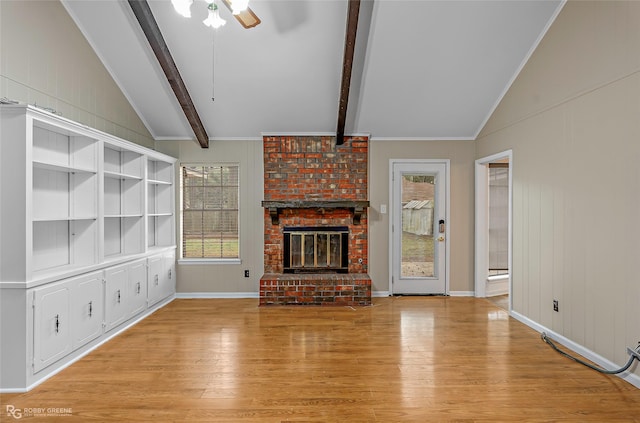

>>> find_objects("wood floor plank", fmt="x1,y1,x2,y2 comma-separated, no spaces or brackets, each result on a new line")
1,297,638,422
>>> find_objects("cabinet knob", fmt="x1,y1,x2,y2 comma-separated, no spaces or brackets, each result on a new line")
136,282,141,294
89,301,93,318
55,314,60,333
117,289,121,303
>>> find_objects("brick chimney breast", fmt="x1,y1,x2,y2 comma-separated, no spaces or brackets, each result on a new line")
260,136,371,306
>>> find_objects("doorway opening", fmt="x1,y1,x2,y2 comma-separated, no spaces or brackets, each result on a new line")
475,151,512,311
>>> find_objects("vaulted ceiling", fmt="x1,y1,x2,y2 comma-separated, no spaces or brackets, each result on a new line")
61,0,564,145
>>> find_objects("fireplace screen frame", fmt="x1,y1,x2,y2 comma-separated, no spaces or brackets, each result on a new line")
283,226,349,273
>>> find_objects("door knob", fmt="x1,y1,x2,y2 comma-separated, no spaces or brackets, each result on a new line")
438,236,445,242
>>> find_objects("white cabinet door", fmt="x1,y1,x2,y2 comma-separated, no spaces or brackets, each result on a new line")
162,250,176,300
33,283,72,372
104,266,128,332
127,259,147,318
70,271,104,349
147,255,164,306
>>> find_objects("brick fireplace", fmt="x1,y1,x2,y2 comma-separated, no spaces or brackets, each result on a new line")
260,135,371,306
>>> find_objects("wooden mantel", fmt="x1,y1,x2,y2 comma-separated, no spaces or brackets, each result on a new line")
262,200,370,225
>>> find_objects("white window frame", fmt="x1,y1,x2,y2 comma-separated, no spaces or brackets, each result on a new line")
178,163,241,264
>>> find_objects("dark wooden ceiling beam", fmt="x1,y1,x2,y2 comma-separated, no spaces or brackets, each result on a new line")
336,0,361,146
128,0,209,148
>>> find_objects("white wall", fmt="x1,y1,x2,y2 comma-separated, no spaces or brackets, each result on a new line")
477,0,640,379
365,140,476,293
157,138,476,295
155,140,265,294
0,0,154,148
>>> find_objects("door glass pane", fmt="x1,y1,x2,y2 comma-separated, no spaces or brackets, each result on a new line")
401,174,435,278
291,234,302,268
317,233,328,267
303,234,315,268
329,234,341,268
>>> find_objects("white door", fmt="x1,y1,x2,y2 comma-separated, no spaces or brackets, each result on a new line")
391,161,448,294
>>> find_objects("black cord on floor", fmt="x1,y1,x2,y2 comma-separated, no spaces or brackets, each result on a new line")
541,332,640,375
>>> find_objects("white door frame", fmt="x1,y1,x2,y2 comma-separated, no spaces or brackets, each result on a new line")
474,150,512,305
389,159,450,295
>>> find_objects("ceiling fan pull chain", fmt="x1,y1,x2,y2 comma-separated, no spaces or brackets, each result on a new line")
211,29,216,102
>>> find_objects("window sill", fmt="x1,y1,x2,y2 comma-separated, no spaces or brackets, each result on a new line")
488,274,509,282
178,259,242,265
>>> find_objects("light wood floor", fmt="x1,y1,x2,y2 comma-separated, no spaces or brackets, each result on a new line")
2,297,639,422
486,294,509,311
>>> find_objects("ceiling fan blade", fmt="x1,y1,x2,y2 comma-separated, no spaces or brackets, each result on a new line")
220,0,261,29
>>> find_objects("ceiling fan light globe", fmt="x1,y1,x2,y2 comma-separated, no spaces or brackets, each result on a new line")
231,0,249,15
171,0,193,18
203,8,226,28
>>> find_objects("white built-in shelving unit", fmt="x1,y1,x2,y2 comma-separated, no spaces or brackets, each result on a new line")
31,122,100,279
0,105,177,392
147,158,175,249
103,143,145,258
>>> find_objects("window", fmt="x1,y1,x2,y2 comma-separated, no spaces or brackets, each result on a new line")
181,164,239,259
488,163,509,276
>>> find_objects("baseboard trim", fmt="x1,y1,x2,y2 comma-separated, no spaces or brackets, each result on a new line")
176,292,259,299
176,292,393,299
510,310,640,389
449,291,475,297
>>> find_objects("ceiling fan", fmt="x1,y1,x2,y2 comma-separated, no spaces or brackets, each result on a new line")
171,0,261,29
220,0,261,29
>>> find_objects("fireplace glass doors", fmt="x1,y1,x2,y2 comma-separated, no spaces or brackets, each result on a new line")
283,226,349,273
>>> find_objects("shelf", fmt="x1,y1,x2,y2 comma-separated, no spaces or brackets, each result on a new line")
32,125,98,173
147,213,173,217
104,170,143,181
147,179,172,185
104,145,144,179
32,219,97,273
104,215,144,257
147,214,174,248
147,182,172,215
104,214,144,218
33,164,97,222
33,216,97,222
147,159,172,185
33,160,96,174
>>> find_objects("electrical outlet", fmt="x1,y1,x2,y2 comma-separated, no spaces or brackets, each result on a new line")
553,300,559,312
244,270,250,278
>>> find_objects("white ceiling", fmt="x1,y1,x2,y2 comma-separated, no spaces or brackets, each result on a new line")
62,0,564,143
